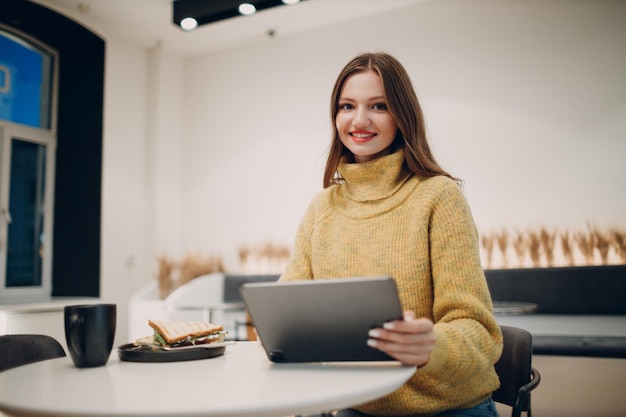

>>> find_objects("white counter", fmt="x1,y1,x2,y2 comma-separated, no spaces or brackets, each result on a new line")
496,314,626,337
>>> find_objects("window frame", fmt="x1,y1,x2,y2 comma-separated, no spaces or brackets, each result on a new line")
0,25,58,302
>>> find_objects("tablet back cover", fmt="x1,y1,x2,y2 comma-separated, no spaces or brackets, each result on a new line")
240,276,403,363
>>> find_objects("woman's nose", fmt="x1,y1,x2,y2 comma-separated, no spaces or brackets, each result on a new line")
354,108,370,127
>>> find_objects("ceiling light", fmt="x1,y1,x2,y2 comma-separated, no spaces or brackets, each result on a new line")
180,17,198,31
172,0,309,30
238,3,257,16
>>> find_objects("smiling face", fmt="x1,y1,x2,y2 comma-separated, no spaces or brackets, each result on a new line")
335,70,398,163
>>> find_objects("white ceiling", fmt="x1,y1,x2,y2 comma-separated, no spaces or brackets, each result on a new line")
33,0,430,56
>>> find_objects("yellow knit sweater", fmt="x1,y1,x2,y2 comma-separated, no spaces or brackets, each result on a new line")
280,149,503,416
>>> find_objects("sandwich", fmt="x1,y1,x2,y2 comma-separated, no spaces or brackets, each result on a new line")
134,320,227,348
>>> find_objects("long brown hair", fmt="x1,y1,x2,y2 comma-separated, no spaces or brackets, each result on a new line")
323,52,460,188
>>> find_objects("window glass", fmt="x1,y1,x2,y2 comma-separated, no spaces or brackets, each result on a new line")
0,28,53,129
5,139,46,287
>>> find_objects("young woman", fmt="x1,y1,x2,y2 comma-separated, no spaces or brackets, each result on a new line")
280,52,502,417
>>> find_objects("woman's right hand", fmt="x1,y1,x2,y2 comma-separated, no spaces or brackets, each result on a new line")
367,310,436,366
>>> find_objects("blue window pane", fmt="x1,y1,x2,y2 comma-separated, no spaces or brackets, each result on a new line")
6,140,46,287
0,30,53,129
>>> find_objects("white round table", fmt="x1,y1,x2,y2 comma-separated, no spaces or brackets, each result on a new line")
0,341,416,417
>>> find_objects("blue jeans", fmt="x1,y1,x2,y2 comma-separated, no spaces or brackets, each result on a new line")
334,398,499,417
432,398,499,417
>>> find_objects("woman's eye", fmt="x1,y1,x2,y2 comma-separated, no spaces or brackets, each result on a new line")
373,103,388,111
339,103,354,110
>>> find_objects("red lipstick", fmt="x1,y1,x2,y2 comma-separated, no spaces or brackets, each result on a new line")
350,130,376,143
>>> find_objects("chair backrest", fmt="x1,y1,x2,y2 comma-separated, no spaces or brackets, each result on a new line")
493,325,539,416
493,325,532,408
165,272,225,308
0,334,66,372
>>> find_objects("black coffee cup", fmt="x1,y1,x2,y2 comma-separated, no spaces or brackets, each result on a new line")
64,304,116,368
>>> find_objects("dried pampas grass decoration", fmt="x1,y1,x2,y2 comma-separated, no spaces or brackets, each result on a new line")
156,256,175,299
238,242,291,274
591,228,611,265
560,231,575,266
574,232,595,266
512,231,527,268
155,252,225,299
481,225,625,269
178,253,224,287
609,228,626,263
495,230,509,269
527,231,542,267
238,246,250,269
540,228,556,267
481,233,495,269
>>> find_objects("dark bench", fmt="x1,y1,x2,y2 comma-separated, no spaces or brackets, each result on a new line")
223,274,280,303
485,265,626,315
485,265,626,358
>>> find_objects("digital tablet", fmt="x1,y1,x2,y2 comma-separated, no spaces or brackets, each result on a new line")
240,276,403,363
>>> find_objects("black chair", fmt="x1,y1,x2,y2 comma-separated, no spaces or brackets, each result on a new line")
302,325,541,417
0,334,66,372
493,325,541,417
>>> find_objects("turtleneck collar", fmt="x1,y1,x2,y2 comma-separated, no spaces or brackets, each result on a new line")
335,148,414,206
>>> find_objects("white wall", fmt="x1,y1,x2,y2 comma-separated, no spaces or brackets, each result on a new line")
99,34,153,343
183,0,626,271
34,0,625,347
99,38,187,342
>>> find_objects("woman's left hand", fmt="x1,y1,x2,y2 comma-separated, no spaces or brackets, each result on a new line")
367,310,435,366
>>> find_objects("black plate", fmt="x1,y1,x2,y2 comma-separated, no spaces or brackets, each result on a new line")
117,343,227,363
